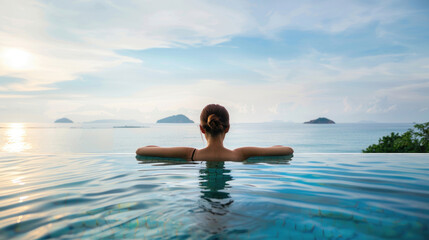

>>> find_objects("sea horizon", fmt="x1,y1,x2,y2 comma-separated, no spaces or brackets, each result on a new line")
0,122,416,154
0,120,420,124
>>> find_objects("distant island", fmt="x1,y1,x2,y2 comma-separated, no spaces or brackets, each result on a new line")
54,118,73,123
113,126,147,128
157,114,194,123
304,117,335,124
85,119,142,124
358,120,378,124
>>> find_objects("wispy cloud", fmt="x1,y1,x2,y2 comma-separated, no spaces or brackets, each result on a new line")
0,0,414,90
0,0,251,91
0,0,428,123
257,0,407,35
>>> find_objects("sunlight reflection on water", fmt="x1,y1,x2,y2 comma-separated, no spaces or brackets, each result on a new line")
2,123,32,153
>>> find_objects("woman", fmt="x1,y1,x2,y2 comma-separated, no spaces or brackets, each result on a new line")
136,104,294,161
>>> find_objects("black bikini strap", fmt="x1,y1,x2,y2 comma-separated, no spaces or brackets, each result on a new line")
191,148,196,161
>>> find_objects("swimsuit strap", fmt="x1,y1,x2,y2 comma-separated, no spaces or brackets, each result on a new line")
191,148,196,161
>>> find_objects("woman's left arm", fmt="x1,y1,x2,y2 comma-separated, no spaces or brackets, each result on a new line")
136,146,195,159
234,145,293,160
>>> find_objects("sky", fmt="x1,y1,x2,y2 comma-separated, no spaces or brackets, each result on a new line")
0,0,428,123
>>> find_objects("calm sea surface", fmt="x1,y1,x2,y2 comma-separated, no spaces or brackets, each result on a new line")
1,122,428,239
0,122,416,153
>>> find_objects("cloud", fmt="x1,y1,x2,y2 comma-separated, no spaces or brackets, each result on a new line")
0,0,415,91
245,53,429,85
343,97,352,113
0,0,427,123
366,99,397,114
256,0,408,35
23,79,313,123
375,80,429,102
0,0,251,91
268,104,279,114
0,94,32,99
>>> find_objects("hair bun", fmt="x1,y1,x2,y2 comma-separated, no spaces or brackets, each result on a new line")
200,104,230,136
207,114,224,133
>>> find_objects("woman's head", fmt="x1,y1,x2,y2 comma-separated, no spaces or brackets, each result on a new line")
200,104,230,136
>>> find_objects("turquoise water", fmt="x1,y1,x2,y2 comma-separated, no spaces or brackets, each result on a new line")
1,123,427,239
1,153,428,239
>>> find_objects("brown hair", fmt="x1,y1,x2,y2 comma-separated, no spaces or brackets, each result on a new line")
200,104,230,136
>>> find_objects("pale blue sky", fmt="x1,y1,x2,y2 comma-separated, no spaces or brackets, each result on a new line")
0,0,428,123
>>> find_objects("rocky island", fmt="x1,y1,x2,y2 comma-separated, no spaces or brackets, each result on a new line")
157,114,194,123
54,118,73,123
304,117,335,124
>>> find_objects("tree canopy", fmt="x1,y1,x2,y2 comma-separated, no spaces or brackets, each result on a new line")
363,122,429,153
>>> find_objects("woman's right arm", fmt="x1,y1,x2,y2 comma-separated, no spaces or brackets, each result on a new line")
234,145,294,160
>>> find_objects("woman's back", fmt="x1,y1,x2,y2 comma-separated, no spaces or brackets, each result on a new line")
192,147,243,162
136,104,293,161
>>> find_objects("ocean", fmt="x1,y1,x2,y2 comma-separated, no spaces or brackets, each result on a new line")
1,122,428,239
0,122,416,154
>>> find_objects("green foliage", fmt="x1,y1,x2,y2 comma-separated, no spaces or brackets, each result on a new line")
363,122,429,153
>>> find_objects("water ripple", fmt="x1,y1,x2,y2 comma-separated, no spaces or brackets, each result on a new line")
0,153,428,239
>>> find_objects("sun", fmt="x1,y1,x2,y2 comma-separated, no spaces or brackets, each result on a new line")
1,48,33,70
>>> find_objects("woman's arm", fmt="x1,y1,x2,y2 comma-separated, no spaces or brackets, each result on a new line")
234,145,294,160
136,146,195,160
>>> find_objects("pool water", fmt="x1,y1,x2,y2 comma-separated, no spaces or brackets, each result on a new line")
0,153,428,239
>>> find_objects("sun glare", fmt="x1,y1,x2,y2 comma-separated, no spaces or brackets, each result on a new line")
2,123,32,153
1,48,33,70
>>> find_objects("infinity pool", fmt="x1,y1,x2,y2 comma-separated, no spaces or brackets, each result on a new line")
0,153,428,239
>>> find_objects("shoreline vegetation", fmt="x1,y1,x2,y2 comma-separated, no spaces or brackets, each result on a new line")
363,122,429,153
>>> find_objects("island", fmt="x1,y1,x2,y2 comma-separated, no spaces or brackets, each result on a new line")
304,117,335,124
358,120,378,124
85,119,142,125
54,118,73,123
113,126,147,128
157,114,194,123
